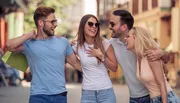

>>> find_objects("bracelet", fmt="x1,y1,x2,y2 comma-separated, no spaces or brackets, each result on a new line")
101,55,106,62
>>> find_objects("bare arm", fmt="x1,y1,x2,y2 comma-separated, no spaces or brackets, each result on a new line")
148,60,168,103
144,49,170,63
66,53,81,72
161,51,170,64
6,31,36,52
100,45,118,72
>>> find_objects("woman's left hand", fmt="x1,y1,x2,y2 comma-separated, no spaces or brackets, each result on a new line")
85,46,103,59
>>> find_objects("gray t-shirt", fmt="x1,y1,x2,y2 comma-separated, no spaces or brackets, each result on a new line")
109,38,149,98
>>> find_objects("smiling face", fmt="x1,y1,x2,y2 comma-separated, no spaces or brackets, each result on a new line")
34,6,57,37
109,14,124,38
84,17,99,38
42,13,57,36
125,29,135,51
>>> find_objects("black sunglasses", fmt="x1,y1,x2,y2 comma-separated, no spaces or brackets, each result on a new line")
109,21,115,28
88,22,100,28
43,19,57,25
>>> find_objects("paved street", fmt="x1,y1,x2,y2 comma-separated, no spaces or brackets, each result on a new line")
66,83,130,103
0,82,180,103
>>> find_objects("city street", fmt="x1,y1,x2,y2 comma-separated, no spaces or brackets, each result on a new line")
0,82,180,103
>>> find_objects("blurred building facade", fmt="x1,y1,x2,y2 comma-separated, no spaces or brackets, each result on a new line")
61,0,97,39
0,0,28,50
128,0,180,87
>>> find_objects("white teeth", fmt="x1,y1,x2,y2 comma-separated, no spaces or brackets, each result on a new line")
89,30,96,33
90,30,96,32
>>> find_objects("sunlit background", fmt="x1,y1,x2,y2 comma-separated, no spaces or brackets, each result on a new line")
0,0,180,103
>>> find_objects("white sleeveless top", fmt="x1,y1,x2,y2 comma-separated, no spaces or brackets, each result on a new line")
72,39,112,90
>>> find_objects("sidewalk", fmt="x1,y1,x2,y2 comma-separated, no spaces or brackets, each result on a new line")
0,82,129,103
0,82,180,103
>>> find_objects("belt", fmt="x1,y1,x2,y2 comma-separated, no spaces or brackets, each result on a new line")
59,91,67,96
130,94,150,99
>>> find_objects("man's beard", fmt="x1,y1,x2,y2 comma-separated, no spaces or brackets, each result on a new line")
111,30,124,38
111,33,121,38
43,27,54,37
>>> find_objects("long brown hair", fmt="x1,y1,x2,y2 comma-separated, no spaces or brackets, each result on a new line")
76,14,105,63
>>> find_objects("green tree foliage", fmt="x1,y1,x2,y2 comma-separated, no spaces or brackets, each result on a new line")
24,0,74,35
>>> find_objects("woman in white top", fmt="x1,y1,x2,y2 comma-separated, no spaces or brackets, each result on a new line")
72,14,118,103
125,26,180,103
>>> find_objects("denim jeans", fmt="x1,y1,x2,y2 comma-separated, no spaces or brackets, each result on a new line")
81,88,116,103
130,95,150,103
151,91,180,103
29,92,67,103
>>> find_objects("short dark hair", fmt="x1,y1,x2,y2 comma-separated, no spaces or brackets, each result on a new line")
33,6,55,27
113,10,134,30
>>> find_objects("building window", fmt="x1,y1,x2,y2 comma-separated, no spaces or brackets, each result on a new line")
142,0,148,11
152,0,158,8
133,0,138,14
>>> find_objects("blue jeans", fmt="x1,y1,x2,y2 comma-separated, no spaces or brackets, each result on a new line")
130,95,150,103
151,91,180,103
29,92,67,103
81,88,116,103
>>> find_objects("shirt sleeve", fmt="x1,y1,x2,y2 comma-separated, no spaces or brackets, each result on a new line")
153,40,159,48
21,40,30,55
65,39,73,56
102,39,111,51
72,42,78,54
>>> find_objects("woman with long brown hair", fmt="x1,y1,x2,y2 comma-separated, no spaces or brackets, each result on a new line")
72,14,117,103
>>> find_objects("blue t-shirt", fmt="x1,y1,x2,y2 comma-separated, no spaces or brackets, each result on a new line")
22,36,73,95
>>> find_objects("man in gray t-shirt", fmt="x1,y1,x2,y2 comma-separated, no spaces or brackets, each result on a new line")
108,9,170,103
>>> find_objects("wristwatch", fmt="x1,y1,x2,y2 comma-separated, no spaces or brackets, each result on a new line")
101,55,106,62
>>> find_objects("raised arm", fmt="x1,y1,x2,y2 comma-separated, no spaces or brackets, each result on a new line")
66,53,82,72
101,45,117,72
148,59,168,103
6,31,36,52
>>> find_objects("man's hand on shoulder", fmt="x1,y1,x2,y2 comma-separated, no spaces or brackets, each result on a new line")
70,40,77,46
24,30,37,40
144,49,170,63
144,49,163,61
55,34,62,38
5,30,36,52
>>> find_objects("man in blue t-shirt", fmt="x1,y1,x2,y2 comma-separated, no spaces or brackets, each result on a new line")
6,6,81,103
